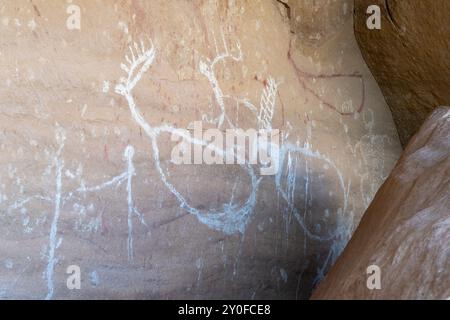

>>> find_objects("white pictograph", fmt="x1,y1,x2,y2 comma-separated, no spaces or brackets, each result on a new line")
115,39,262,235
258,77,278,131
114,37,350,246
7,131,145,299
2,34,362,299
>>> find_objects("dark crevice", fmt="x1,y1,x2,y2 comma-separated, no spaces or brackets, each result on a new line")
276,0,291,20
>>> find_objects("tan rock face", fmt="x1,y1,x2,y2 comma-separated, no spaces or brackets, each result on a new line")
280,0,353,49
354,0,450,146
311,107,450,300
0,0,401,299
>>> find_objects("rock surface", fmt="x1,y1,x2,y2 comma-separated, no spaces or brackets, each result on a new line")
354,0,450,146
311,107,450,300
0,0,401,299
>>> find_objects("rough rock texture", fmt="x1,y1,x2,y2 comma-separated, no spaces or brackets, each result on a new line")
279,0,353,49
311,107,450,300
354,0,450,146
0,0,401,299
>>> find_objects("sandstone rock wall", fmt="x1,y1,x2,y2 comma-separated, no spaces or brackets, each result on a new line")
0,0,401,299
311,107,450,300
354,0,450,146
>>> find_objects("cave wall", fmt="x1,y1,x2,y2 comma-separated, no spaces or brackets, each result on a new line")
354,0,450,146
0,0,401,299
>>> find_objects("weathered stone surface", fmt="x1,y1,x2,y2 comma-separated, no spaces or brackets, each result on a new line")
311,107,450,300
279,0,353,49
354,0,450,146
0,0,401,299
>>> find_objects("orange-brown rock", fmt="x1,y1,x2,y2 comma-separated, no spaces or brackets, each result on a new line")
311,107,450,299
354,0,450,146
